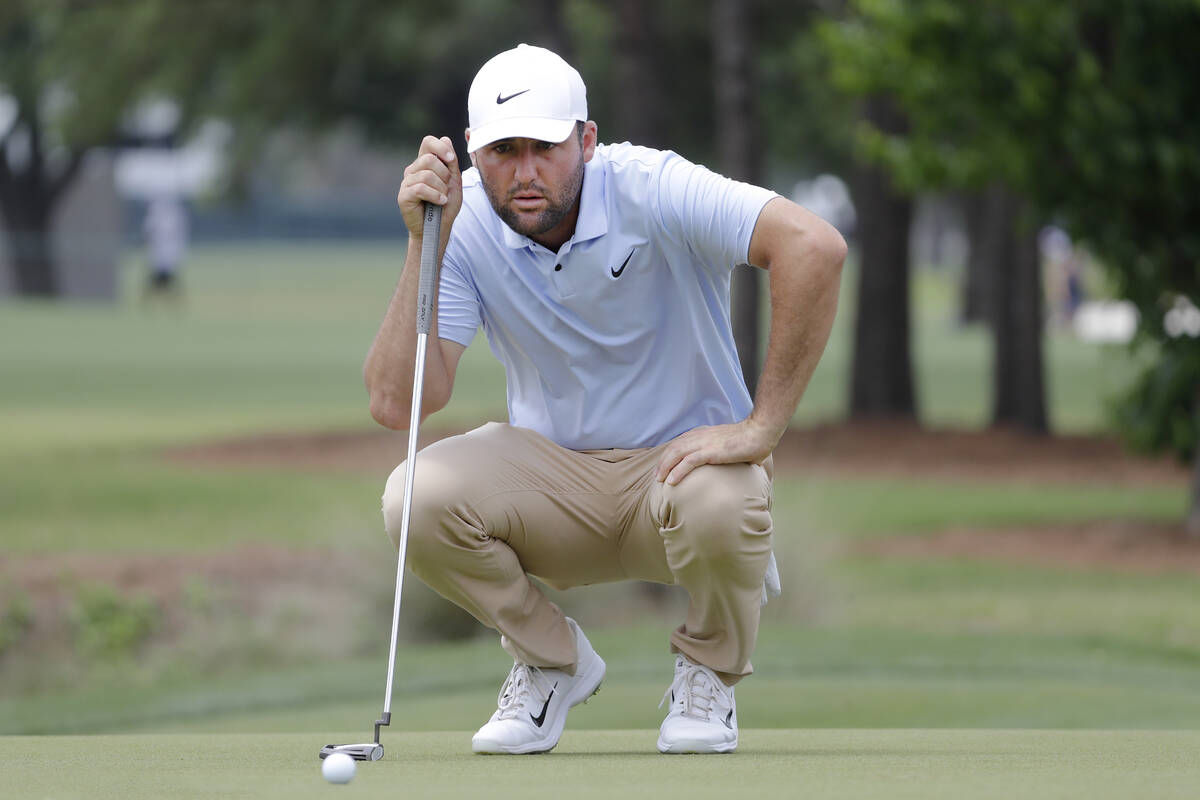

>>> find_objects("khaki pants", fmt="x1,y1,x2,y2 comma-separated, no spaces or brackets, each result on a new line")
382,422,773,686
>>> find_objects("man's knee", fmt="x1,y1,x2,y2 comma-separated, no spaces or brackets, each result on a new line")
656,463,772,560
381,454,476,559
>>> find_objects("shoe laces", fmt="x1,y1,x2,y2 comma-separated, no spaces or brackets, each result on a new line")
495,662,555,721
659,658,731,721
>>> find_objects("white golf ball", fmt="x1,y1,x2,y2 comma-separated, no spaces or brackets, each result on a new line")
322,752,356,784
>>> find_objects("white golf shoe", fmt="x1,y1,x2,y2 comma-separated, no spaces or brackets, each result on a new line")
471,618,605,754
657,654,738,754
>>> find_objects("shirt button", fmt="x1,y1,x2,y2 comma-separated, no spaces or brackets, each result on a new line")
554,264,562,272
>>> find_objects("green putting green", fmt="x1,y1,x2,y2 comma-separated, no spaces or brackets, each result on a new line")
4,730,1198,799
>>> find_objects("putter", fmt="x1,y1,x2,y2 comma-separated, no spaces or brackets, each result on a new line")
320,201,443,763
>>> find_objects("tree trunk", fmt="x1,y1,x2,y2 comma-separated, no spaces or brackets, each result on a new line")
10,234,57,296
960,190,992,325
988,184,1047,432
848,96,916,419
613,0,664,149
0,84,82,298
1190,387,1200,537
533,0,573,61
1190,447,1200,537
712,0,763,398
0,190,57,296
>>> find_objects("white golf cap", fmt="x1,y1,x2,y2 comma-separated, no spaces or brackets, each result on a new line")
466,44,587,154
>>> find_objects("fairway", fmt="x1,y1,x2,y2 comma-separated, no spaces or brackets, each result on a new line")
5,729,1199,799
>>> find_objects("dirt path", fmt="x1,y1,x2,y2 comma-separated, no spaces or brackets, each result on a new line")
857,521,1200,575
166,421,1189,486
4,423,1191,631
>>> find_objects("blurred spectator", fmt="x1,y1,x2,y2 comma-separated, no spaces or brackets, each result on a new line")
1041,225,1087,325
142,194,189,299
1164,296,1200,339
792,174,856,235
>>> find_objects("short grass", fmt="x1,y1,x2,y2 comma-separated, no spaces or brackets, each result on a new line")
0,243,1139,459
786,262,1143,433
0,243,498,455
0,243,1168,555
5,627,1200,796
0,451,1184,555
3,730,1199,800
2,241,1194,782
7,621,1200,734
0,452,385,554
775,474,1187,540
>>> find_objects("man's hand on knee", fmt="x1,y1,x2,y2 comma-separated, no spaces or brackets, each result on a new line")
655,418,777,486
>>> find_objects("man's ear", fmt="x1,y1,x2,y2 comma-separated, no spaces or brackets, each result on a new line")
582,121,598,162
464,128,476,167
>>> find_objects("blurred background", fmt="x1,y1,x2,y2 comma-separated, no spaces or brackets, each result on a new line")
1,0,1198,736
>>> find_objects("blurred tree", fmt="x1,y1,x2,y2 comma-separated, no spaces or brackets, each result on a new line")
986,184,1045,430
822,0,1200,523
756,2,856,179
143,0,712,182
0,2,158,296
532,0,574,60
722,0,914,411
760,2,919,422
847,94,916,420
1117,346,1200,535
959,190,990,324
713,0,763,398
150,0,779,394
130,0,561,174
822,0,1051,432
611,0,665,149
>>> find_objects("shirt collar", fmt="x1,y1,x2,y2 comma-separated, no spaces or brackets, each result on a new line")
499,153,608,250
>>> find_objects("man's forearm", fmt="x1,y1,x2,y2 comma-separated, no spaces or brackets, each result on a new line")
652,197,845,486
747,231,845,445
363,235,452,429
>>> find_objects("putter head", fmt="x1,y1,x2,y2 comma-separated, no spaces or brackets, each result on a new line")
319,743,384,761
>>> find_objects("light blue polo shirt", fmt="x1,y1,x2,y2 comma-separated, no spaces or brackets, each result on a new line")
438,142,776,450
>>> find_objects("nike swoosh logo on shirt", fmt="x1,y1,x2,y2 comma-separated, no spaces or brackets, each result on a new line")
611,249,635,278
530,686,556,727
496,90,530,104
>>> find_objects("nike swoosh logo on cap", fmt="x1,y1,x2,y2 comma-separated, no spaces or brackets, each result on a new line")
496,89,530,104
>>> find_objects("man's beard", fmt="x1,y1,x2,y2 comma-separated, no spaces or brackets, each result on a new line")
482,158,585,239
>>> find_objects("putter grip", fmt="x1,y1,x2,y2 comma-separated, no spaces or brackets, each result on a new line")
416,202,442,334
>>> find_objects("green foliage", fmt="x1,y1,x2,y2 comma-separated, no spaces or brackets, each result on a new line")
821,0,1200,466
0,590,33,656
69,584,160,659
1115,339,1200,462
758,7,858,176
134,0,735,171
821,0,1080,189
0,2,168,149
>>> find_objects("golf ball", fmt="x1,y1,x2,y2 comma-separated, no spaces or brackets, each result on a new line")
322,752,356,784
